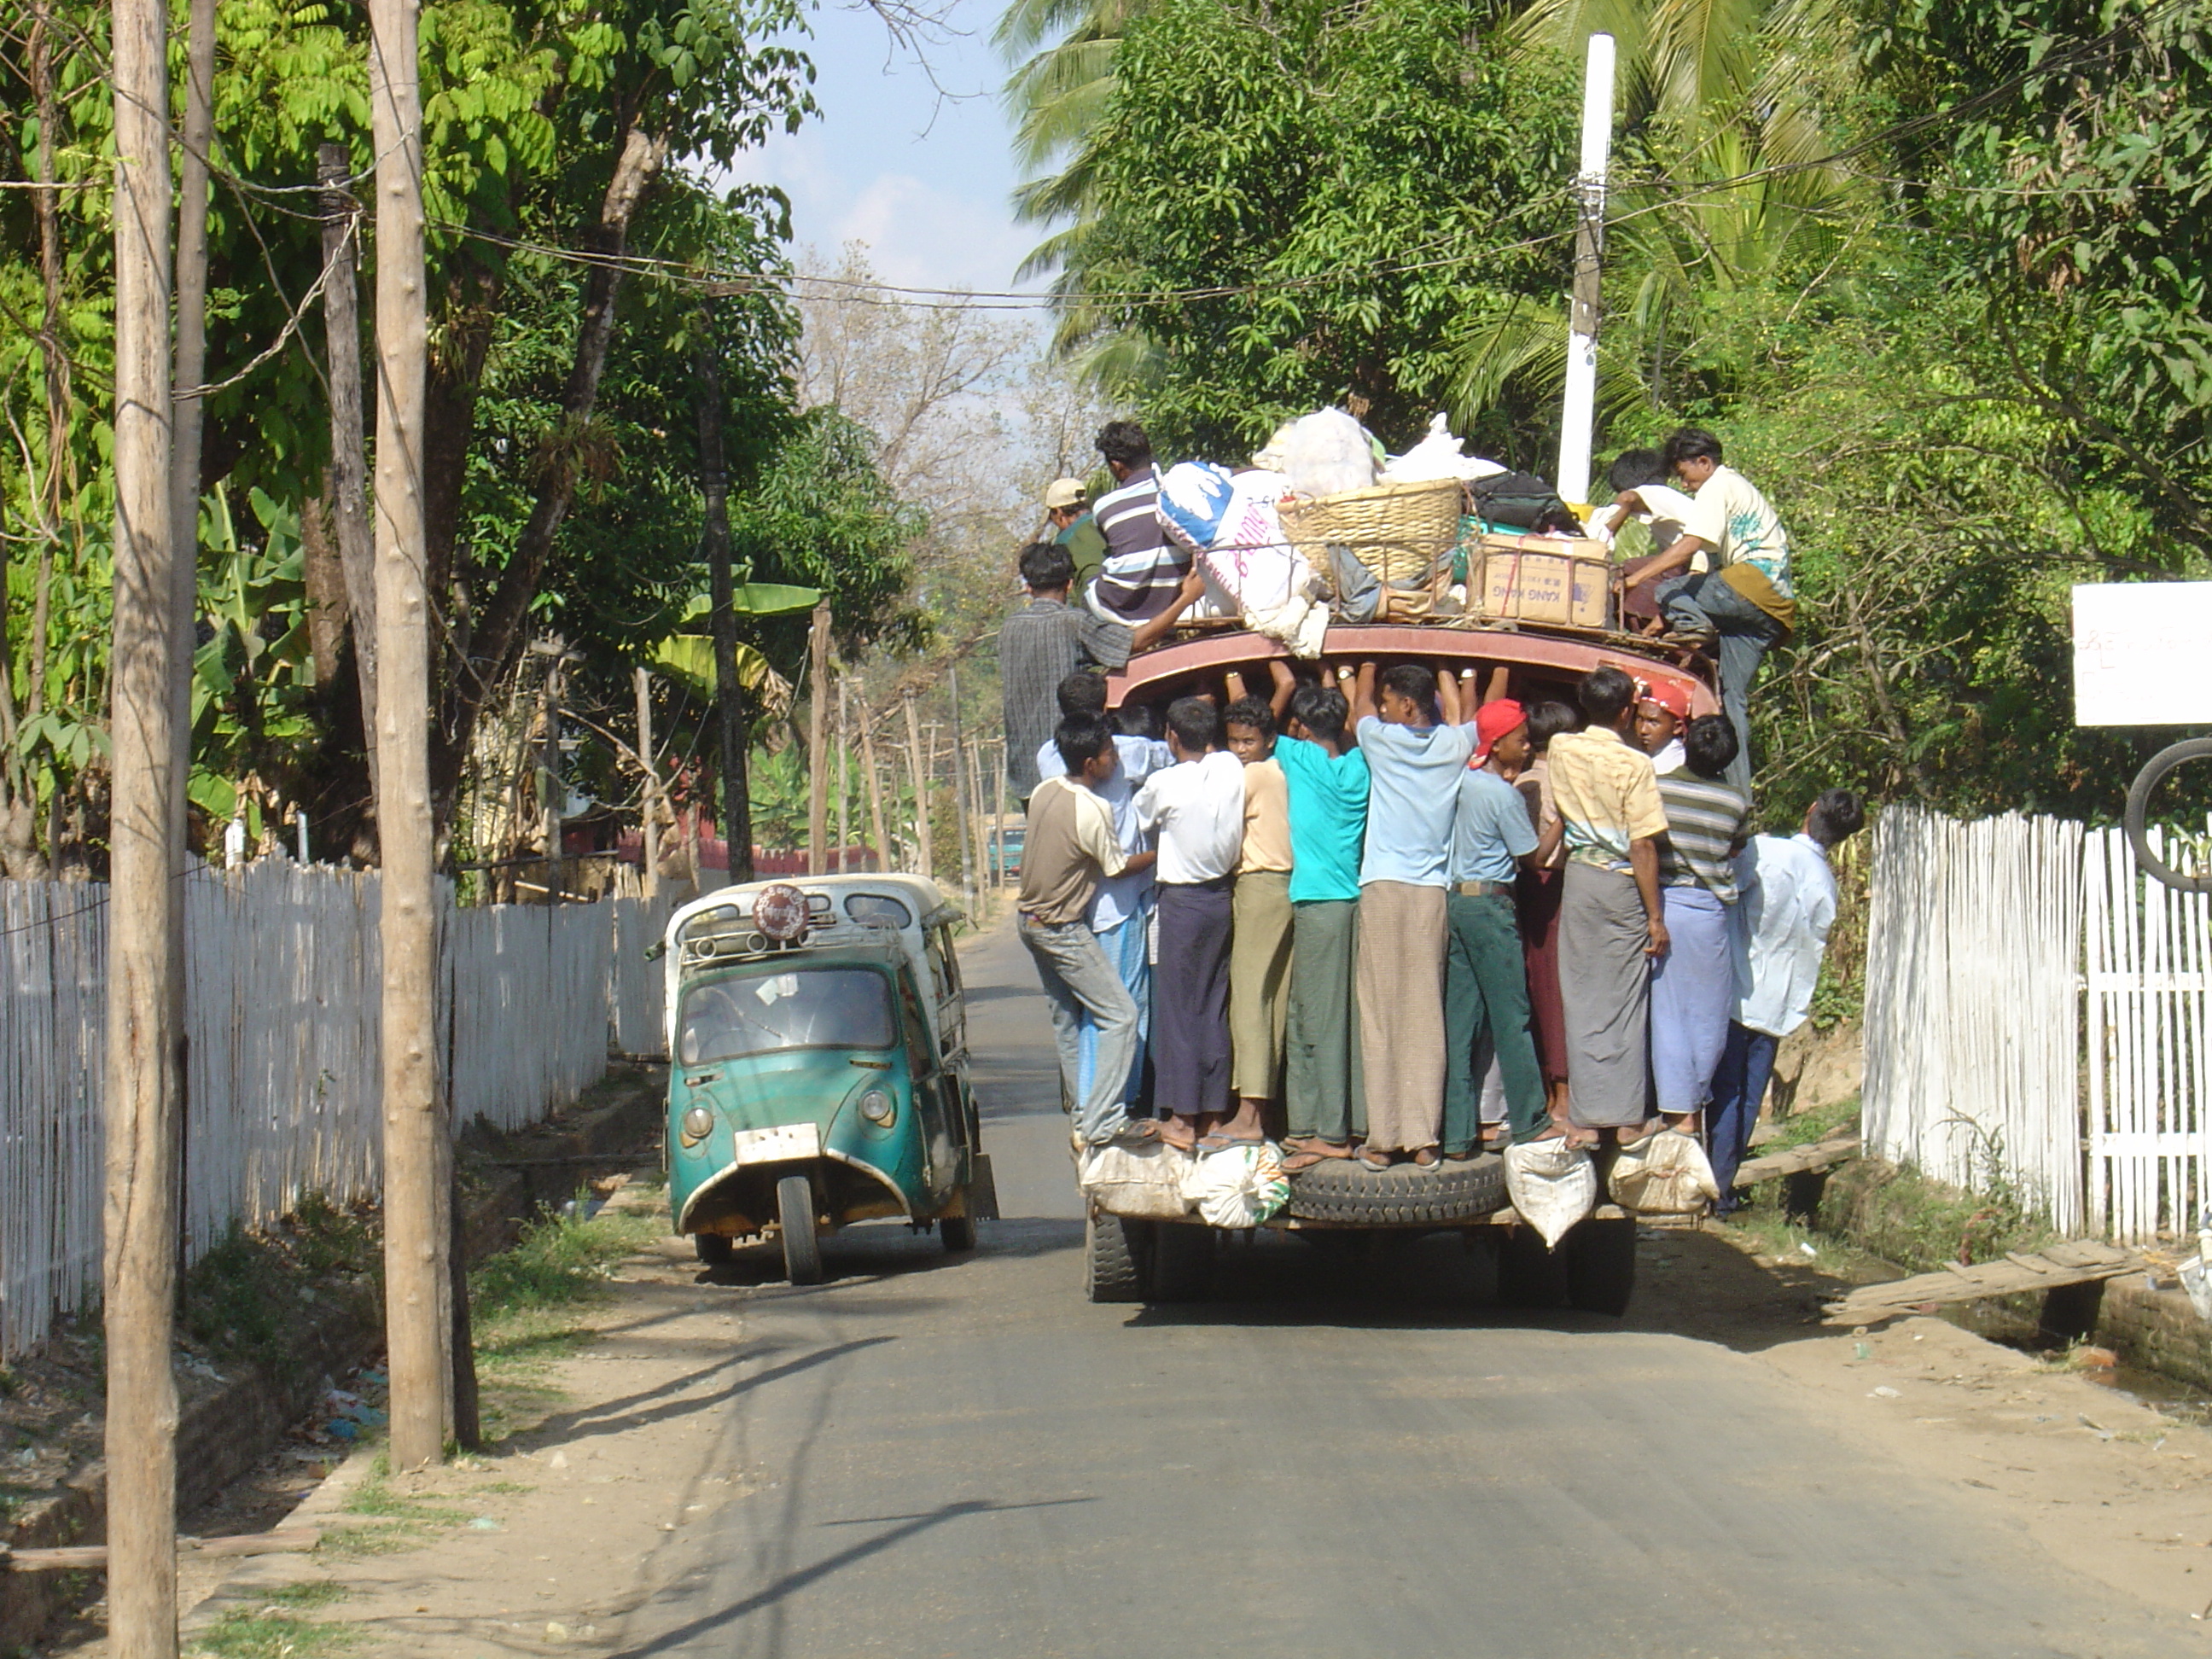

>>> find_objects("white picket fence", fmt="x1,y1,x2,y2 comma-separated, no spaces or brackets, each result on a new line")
1863,808,2087,1233
2082,824,2212,1242
1866,807,2212,1243
0,863,673,1356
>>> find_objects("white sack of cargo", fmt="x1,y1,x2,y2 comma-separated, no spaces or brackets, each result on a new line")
1383,412,1508,484
1075,1136,1196,1220
1279,408,1377,499
1185,1142,1291,1228
1505,1138,1597,1249
1608,1129,1719,1214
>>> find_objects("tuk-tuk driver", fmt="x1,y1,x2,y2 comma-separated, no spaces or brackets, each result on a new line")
1019,713,1162,1148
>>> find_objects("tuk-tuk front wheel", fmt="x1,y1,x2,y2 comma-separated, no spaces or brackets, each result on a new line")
777,1174,824,1285
693,1232,736,1267
940,1212,976,1253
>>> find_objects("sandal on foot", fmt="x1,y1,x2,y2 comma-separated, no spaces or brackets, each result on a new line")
1280,1150,1330,1173
1410,1148,1441,1168
1357,1149,1394,1172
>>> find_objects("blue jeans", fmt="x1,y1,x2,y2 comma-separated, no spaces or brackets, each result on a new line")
1707,1021,1779,1212
1075,899,1152,1116
1020,915,1141,1144
1655,572,1784,791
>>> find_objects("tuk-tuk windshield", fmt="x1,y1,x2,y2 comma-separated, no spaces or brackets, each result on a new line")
678,967,896,1065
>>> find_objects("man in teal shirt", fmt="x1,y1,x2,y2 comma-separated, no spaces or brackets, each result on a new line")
1273,679,1371,1169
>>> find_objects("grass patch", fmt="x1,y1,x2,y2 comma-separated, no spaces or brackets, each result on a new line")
1817,1154,2057,1273
344,1464,471,1528
180,1197,380,1369
1762,1093,1861,1154
258,1582,351,1610
470,1201,659,1324
187,1605,358,1659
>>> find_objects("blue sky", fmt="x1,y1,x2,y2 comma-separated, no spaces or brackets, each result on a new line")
731,1,1040,294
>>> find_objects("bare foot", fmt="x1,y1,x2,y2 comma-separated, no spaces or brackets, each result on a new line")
1158,1117,1200,1151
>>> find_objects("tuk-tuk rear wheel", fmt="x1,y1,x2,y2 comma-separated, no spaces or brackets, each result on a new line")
777,1174,824,1285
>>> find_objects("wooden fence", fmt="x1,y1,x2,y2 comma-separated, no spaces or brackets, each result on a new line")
0,864,672,1356
1862,808,2087,1234
2083,824,2212,1241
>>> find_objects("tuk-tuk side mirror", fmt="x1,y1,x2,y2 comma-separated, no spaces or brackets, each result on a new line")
645,940,667,961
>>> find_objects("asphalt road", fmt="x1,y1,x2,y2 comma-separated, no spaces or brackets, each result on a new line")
605,923,2191,1659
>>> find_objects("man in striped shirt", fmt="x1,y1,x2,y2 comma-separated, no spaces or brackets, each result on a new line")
1090,420,1192,622
1647,714,1752,1140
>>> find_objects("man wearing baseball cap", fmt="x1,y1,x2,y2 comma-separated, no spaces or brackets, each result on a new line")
1441,695,1560,1156
1044,477,1108,594
1635,677,1691,776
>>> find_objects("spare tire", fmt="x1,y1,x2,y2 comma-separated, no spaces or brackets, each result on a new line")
1286,1154,1506,1225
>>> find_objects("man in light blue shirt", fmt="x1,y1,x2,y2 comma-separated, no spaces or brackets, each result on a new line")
1348,662,1471,1166
1708,788,1866,1209
1033,672,1173,1111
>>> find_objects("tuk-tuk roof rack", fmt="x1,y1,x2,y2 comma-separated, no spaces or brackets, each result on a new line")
675,899,905,972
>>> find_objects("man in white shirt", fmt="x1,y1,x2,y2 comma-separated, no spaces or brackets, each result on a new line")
1600,447,1701,635
1133,697,1246,1148
1033,672,1175,1116
1708,789,1866,1210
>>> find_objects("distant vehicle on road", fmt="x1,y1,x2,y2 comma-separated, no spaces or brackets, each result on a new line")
656,875,997,1284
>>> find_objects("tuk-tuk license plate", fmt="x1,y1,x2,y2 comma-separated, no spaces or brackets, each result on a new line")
731,1122,822,1165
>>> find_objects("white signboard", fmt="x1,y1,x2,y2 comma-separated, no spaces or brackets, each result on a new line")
2072,583,2212,726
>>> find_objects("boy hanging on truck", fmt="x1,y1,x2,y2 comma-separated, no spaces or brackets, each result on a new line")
1268,667,1371,1172
1442,699,1558,1158
1348,662,1470,1169
1133,697,1247,1150
1018,715,1161,1149
1220,693,1295,1147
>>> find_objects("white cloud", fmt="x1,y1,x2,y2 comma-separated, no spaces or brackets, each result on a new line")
831,172,1035,295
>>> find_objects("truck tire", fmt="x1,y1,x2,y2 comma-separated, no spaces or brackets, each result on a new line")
1567,1217,1637,1315
940,1211,976,1254
1085,1211,1150,1302
1496,1223,1571,1308
777,1173,824,1286
1145,1222,1215,1302
1285,1154,1507,1225
693,1232,736,1267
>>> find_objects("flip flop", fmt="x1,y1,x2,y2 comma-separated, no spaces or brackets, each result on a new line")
1409,1149,1441,1168
1357,1150,1394,1172
1105,1120,1161,1147
1280,1150,1330,1173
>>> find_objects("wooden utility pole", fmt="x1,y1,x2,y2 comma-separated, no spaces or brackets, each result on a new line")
317,143,379,794
538,650,564,899
966,738,991,892
370,0,451,1472
172,0,214,768
834,675,850,874
946,669,975,908
806,602,830,875
860,715,888,872
696,341,749,886
635,667,660,897
106,0,182,1649
902,692,934,879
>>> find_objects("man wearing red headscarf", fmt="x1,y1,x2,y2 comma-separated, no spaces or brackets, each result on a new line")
1441,693,1561,1156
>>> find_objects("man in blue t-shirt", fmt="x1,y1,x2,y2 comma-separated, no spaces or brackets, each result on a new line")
1347,661,1471,1167
1267,672,1372,1168
1442,699,1557,1155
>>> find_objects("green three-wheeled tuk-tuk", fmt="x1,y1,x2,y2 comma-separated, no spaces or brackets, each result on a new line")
656,875,998,1284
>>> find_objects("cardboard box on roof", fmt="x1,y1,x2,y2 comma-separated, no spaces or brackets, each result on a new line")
1474,533,1610,629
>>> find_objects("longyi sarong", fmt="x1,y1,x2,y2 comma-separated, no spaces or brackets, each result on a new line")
1650,884,1732,1118
1558,862,1651,1128
1152,878,1233,1119
1354,880,1447,1153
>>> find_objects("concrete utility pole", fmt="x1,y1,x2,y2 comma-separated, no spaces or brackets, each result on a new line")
1555,32,1616,509
806,602,831,875
106,0,182,1649
370,0,451,1472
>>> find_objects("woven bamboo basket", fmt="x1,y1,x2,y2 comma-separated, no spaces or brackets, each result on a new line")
1278,476,1465,587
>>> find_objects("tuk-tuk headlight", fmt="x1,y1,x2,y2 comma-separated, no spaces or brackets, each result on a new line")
857,1088,896,1126
680,1106,714,1144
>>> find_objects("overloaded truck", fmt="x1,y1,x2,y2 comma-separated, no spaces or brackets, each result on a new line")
1074,480,1724,1313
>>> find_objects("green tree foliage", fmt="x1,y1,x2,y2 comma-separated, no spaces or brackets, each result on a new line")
1080,0,1579,457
